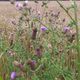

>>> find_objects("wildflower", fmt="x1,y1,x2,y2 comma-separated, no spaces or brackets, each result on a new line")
10,72,16,80
35,48,42,58
41,26,47,31
63,26,70,33
32,28,37,40
15,2,23,10
27,59,36,70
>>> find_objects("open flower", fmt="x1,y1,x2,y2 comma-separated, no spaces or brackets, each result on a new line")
41,26,47,31
10,72,16,80
63,26,70,33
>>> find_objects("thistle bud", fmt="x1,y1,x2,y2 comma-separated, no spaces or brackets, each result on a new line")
32,28,37,40
27,59,36,70
35,48,42,58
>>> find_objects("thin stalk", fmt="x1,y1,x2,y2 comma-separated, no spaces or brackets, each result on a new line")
73,0,80,60
73,1,80,80
56,0,75,24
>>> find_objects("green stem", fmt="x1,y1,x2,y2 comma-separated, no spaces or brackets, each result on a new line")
73,0,80,80
73,0,80,60
56,0,75,24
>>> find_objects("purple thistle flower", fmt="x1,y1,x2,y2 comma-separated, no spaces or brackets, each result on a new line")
63,26,70,33
10,72,16,80
41,26,47,31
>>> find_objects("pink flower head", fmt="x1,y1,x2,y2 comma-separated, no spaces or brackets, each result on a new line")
15,2,23,10
10,72,16,80
41,26,47,31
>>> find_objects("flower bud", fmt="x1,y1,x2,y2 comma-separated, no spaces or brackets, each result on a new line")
35,48,42,58
27,59,36,70
32,28,37,40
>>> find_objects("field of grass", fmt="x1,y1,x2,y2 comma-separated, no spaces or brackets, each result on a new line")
0,1,80,80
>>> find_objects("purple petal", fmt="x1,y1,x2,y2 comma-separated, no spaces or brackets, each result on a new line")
63,26,70,32
11,72,16,80
41,26,47,31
